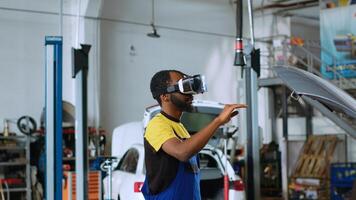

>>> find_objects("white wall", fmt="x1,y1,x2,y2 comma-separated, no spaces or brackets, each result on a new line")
99,0,244,135
99,18,242,134
0,0,101,132
0,8,57,130
100,0,237,36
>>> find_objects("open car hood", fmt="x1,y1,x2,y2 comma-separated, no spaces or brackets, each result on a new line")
273,66,356,119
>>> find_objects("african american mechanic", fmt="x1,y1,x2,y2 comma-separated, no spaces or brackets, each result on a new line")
141,70,247,200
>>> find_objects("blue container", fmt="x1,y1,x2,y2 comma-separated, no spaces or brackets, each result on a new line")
331,163,356,185
330,163,356,199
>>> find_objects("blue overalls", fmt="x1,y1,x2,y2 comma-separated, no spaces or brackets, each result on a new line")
142,155,201,200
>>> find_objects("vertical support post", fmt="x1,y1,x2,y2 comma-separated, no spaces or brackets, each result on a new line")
270,89,277,142
282,86,288,144
245,57,260,200
26,134,31,200
234,0,261,198
45,36,63,200
72,44,91,200
306,105,313,137
281,86,289,199
282,38,288,65
246,0,260,199
224,138,229,200
307,54,311,72
76,70,88,200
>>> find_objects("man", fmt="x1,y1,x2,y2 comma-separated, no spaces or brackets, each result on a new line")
141,70,247,200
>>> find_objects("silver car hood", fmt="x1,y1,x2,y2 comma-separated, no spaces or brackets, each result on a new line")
273,66,356,119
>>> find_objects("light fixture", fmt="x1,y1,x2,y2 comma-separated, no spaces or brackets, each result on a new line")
147,0,160,38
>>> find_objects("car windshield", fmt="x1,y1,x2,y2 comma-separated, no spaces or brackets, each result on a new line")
149,106,224,146
149,107,222,132
181,112,218,133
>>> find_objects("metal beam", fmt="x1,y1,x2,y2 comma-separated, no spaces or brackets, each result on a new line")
258,77,284,87
305,104,313,137
281,86,289,200
302,96,356,138
270,89,277,142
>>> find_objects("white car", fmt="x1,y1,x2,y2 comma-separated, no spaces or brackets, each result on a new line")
103,100,245,200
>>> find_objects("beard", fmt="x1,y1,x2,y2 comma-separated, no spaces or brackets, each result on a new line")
170,94,193,112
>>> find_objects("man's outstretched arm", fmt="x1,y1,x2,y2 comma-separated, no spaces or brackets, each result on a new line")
162,103,247,161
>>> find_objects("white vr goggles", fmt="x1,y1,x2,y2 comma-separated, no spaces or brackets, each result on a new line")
167,74,207,95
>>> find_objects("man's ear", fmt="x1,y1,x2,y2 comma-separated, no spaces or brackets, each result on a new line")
160,94,170,103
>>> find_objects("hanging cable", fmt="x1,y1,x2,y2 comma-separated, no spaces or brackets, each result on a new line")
59,0,63,36
247,0,255,46
147,0,160,38
76,0,82,48
151,0,154,25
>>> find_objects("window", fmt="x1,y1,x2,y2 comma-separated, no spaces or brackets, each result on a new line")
117,148,139,173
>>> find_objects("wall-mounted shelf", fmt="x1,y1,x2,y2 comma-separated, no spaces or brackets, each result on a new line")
0,146,27,150
6,188,29,192
0,135,31,200
0,161,28,166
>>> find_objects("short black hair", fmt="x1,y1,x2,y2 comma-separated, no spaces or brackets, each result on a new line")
150,70,184,105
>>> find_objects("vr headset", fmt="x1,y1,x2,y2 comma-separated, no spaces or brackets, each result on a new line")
166,74,207,95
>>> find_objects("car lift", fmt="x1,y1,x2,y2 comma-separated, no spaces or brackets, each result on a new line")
45,37,92,200
234,0,261,199
45,36,63,200
73,44,91,200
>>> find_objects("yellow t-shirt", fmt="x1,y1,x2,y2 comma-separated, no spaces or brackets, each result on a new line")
144,113,190,152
